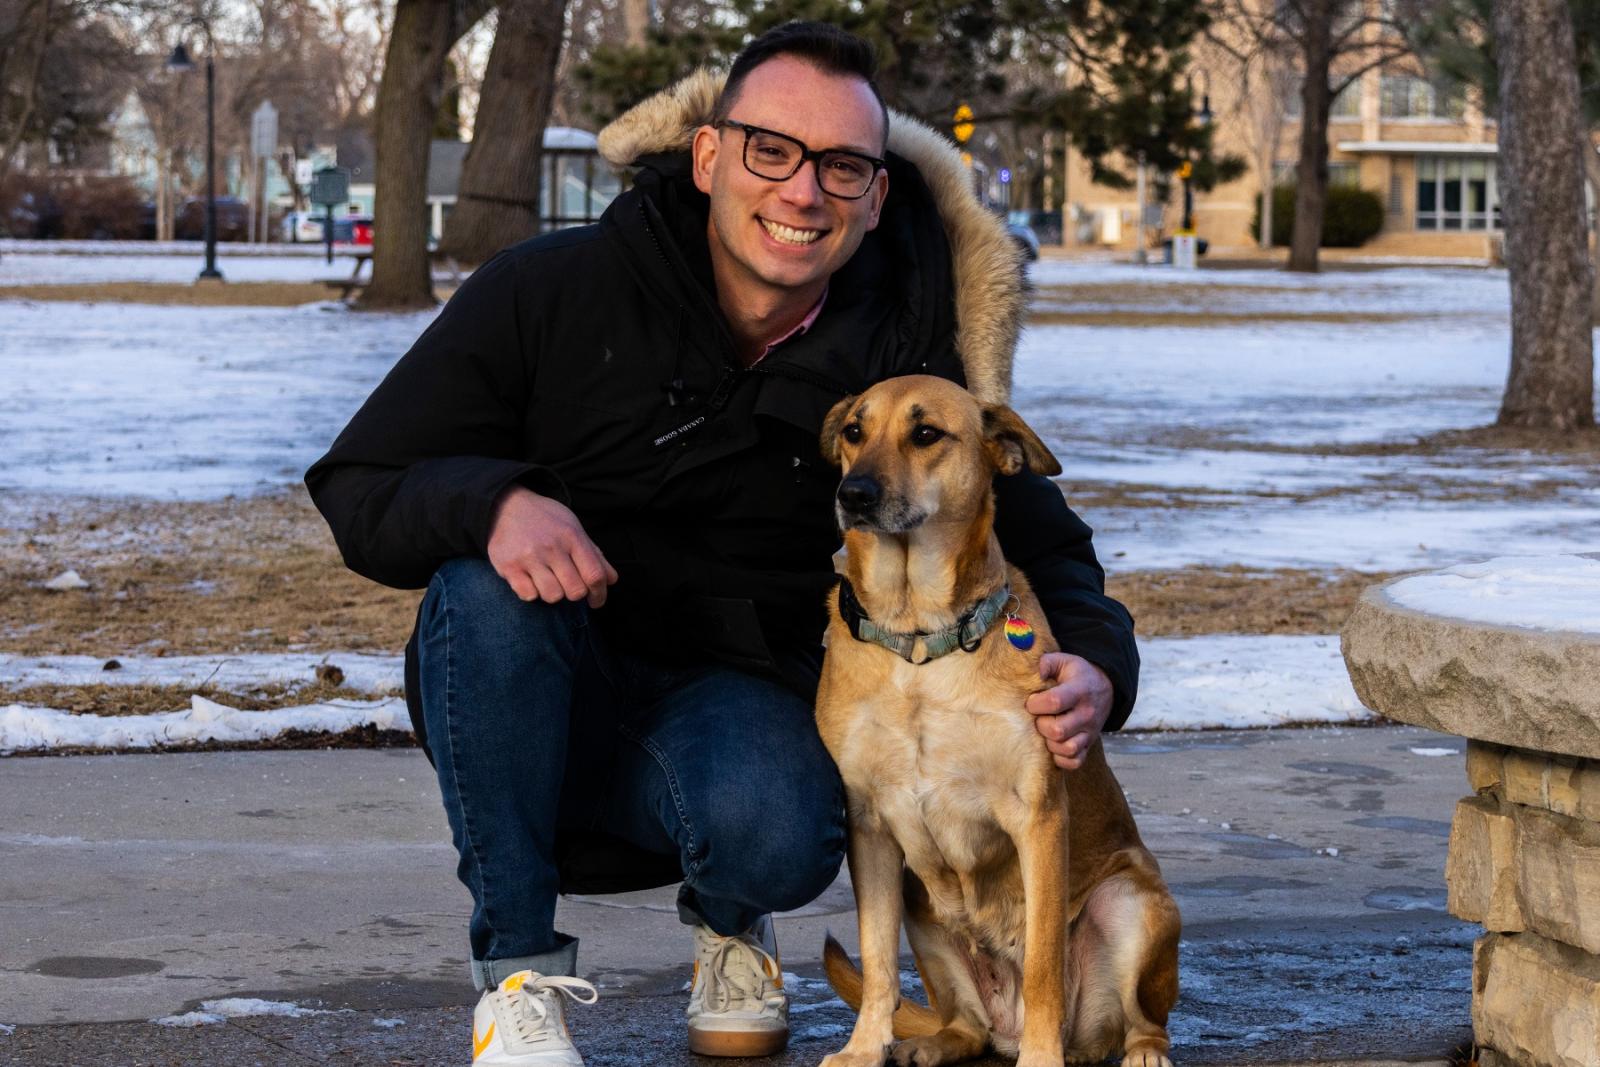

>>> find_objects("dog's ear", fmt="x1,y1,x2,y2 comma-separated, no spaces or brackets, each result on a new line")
819,394,858,467
982,405,1062,477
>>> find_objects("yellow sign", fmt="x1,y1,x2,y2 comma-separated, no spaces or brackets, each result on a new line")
1177,161,1193,179
953,103,974,145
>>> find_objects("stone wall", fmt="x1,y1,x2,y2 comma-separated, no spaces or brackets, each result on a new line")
1448,742,1600,1067
1343,566,1600,1067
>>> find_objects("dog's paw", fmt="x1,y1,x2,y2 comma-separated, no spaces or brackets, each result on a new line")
820,1048,890,1067
890,1031,985,1067
1121,1049,1173,1067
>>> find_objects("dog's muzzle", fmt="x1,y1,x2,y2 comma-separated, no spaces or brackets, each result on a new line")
836,474,882,518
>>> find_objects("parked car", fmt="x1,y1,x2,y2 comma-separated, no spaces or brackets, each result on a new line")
174,197,248,241
281,211,328,243
330,215,373,248
1007,221,1040,263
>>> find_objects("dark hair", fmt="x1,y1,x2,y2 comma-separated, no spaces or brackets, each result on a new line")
712,21,889,149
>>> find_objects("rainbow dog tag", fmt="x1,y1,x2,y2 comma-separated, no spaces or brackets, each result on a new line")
1004,614,1036,651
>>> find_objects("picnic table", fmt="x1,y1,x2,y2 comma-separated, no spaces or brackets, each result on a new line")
319,249,466,301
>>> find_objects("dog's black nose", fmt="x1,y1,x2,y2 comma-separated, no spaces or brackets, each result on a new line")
836,475,881,513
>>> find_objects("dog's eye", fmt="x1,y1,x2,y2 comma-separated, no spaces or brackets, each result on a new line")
842,423,863,444
910,425,945,447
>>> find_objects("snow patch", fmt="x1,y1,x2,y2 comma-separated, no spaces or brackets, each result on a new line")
1385,554,1600,632
0,695,409,753
0,651,403,692
153,998,334,1027
1131,635,1370,730
42,569,89,591
1409,747,1459,757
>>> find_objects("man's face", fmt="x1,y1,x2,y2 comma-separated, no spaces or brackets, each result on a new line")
692,55,889,298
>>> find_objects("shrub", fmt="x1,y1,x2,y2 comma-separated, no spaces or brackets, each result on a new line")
1250,183,1385,248
0,173,148,239
56,175,148,239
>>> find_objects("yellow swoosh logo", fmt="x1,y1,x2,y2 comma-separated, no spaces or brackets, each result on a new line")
473,1020,496,1059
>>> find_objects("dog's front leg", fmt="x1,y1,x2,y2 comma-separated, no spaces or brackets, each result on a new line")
1014,808,1069,1067
822,819,906,1067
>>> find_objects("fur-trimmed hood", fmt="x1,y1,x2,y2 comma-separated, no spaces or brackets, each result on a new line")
597,68,1023,404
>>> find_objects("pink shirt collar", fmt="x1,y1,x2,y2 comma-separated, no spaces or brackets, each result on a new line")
753,285,828,364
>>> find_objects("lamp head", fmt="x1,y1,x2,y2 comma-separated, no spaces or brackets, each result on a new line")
165,42,195,73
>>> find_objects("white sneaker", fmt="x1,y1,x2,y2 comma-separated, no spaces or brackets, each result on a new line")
471,969,598,1065
686,915,789,1057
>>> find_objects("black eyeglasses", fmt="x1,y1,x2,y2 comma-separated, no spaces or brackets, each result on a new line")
716,120,885,200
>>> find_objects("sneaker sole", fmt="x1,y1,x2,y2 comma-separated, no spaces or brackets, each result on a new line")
687,1026,789,1058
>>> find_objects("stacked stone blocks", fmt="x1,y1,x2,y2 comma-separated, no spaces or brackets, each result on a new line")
1343,574,1600,1067
1449,742,1600,1067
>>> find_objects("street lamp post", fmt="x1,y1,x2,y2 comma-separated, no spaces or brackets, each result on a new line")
1173,72,1213,270
1181,72,1214,235
166,30,223,282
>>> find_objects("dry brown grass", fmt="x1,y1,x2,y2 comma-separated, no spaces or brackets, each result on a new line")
1029,282,1307,306
0,281,338,306
1108,566,1393,637
3,491,419,656
1420,424,1600,455
1028,309,1424,327
0,680,398,717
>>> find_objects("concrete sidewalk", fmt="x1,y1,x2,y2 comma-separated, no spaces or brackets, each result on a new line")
0,725,1476,1066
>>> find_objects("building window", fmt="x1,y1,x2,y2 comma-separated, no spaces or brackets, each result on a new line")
1381,75,1466,120
1272,160,1359,187
1416,155,1498,230
1285,80,1362,120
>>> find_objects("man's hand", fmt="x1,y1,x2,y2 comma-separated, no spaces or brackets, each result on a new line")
487,486,618,608
1024,653,1114,771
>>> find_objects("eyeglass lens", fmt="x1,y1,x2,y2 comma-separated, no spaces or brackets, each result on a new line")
743,128,876,198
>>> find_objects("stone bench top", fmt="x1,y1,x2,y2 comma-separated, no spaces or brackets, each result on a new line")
1343,555,1600,761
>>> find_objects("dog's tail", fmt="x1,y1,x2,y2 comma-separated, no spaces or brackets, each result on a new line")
821,932,941,1039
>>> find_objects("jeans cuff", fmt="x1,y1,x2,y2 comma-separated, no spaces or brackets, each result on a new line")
473,935,578,990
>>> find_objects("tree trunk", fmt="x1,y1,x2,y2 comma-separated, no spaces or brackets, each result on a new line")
1260,180,1274,251
1288,0,1333,273
0,0,55,177
1493,0,1595,429
621,0,649,47
357,0,488,310
1583,142,1600,324
436,0,569,266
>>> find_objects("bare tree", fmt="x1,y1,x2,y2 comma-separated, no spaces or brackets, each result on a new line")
437,0,570,265
1211,0,1411,271
1227,37,1296,249
620,0,648,47
0,0,134,175
358,0,491,309
1492,0,1594,430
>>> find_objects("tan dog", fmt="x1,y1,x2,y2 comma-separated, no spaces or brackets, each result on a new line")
814,375,1179,1067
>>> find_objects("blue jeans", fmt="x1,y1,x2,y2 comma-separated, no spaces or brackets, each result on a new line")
417,558,846,990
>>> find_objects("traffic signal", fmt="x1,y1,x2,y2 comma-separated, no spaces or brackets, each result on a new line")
953,104,974,145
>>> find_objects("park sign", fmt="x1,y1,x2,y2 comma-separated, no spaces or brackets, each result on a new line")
250,100,278,159
310,166,351,208
310,166,352,265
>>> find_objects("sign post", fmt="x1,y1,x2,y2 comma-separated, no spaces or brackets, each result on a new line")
249,101,278,244
309,166,350,265
1172,160,1198,270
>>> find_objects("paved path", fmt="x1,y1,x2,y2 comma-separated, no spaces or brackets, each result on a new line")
0,725,1475,1065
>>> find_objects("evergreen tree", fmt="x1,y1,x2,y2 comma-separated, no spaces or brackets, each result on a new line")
576,0,1242,205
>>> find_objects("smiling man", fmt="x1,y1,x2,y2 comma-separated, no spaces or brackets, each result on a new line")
307,22,1138,1067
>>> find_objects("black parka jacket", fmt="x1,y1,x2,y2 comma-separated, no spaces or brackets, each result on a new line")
305,72,1139,767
